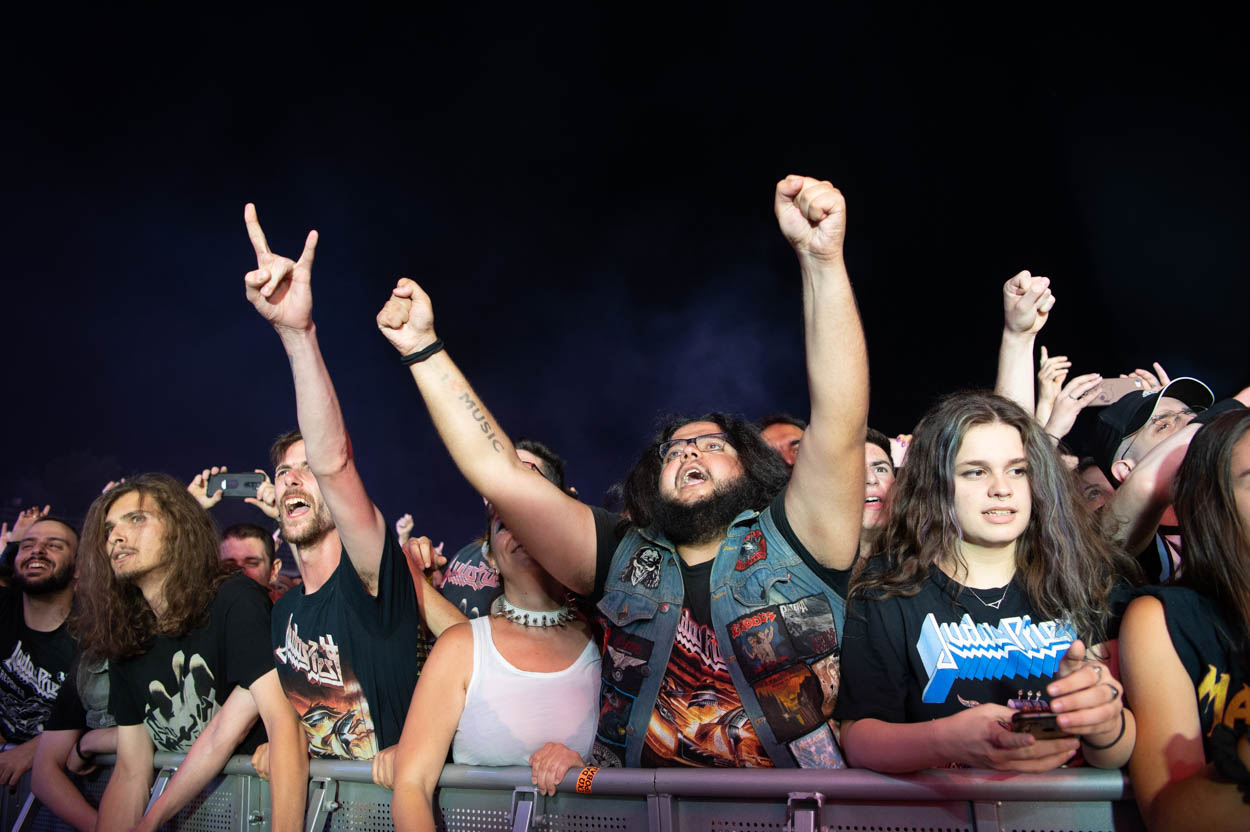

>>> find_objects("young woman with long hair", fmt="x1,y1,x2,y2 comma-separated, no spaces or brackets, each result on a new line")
834,392,1138,772
1121,408,1250,829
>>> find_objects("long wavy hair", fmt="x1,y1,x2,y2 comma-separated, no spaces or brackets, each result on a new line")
620,412,792,531
1172,409,1250,665
71,473,228,661
853,392,1137,644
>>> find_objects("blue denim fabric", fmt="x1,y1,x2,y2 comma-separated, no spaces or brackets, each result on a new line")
593,506,847,768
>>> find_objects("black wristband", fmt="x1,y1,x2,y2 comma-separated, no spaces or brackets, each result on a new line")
75,733,95,761
400,339,445,366
1081,711,1126,750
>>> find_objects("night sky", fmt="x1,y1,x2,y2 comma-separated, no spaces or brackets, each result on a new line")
5,8,1246,549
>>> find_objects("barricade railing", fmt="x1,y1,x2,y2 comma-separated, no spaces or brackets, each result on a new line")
2,746,1145,832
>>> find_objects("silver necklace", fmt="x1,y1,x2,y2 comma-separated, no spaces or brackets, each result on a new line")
491,595,575,628
965,582,1012,610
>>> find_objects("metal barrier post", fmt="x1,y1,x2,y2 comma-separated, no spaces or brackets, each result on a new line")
972,799,1000,832
145,767,177,814
509,786,539,832
303,777,337,832
786,792,824,832
646,793,674,832
9,793,39,832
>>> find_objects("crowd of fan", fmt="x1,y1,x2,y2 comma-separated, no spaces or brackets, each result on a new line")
2,176,1248,832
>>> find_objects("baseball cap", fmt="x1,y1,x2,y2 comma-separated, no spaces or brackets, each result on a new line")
1093,377,1214,483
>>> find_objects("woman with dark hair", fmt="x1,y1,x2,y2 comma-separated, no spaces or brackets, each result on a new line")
835,392,1137,772
390,447,600,832
1121,409,1250,829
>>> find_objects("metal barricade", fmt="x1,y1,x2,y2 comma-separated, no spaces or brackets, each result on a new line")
2,746,1146,832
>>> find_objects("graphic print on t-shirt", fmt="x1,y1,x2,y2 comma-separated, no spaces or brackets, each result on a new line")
916,613,1076,704
0,638,67,739
146,650,218,751
639,607,772,768
1198,664,1250,737
274,613,379,759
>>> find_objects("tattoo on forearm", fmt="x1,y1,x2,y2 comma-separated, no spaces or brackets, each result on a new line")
458,392,504,453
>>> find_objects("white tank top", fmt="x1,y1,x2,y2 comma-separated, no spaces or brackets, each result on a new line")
451,614,601,766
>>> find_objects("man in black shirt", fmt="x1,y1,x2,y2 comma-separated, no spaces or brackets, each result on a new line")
242,204,465,788
75,475,305,832
0,516,77,785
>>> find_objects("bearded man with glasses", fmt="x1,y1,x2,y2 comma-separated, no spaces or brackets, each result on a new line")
377,175,868,770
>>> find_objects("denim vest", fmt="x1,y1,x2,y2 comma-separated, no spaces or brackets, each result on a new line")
593,506,848,768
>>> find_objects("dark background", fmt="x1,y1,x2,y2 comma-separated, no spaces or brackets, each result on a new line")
4,8,1246,548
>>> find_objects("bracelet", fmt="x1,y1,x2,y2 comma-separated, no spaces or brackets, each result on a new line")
400,339,445,365
75,733,95,761
1081,711,1126,750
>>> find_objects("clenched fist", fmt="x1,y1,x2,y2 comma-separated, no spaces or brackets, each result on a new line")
774,175,847,261
376,278,438,356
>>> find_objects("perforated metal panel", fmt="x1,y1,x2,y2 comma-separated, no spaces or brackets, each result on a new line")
169,775,242,832
679,797,978,832
326,781,395,832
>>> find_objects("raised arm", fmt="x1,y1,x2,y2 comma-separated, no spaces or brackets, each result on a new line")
244,204,386,579
1102,423,1200,553
775,176,867,571
376,280,598,595
994,271,1055,413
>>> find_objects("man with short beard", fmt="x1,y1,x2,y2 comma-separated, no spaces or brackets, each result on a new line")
377,175,867,768
0,517,77,785
242,205,465,788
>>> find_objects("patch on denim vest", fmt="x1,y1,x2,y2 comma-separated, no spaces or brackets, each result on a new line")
779,594,838,657
735,529,767,571
788,722,845,768
620,546,663,589
596,684,636,749
728,606,797,681
752,663,825,743
811,653,840,716
603,630,653,695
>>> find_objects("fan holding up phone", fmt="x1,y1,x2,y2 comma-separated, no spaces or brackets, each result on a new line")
1036,355,1173,446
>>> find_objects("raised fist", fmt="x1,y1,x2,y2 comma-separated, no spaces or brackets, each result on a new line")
1002,271,1055,336
376,278,438,356
774,175,846,260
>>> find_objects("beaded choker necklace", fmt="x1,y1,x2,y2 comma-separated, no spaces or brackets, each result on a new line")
491,595,574,628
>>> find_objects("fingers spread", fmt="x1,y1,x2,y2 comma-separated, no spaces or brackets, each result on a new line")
298,230,319,269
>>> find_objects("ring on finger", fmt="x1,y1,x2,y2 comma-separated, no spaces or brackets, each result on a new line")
1107,684,1120,702
1091,663,1103,682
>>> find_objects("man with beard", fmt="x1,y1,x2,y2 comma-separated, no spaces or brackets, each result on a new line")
242,206,465,788
0,517,76,785
376,175,867,769
75,476,306,832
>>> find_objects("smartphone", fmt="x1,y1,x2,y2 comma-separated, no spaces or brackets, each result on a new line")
205,473,266,498
1010,711,1070,740
1088,377,1148,407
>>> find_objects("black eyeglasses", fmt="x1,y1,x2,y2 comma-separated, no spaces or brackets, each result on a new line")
657,433,731,462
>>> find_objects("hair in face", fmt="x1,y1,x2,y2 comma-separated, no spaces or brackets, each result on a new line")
1173,408,1250,664
854,392,1137,644
71,473,228,661
621,412,792,531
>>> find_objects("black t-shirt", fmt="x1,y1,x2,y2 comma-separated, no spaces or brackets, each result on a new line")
0,589,74,742
109,575,273,753
437,539,503,619
272,528,425,759
46,654,114,732
835,566,1132,724
1143,585,1248,760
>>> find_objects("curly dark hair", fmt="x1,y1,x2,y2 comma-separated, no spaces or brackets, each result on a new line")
1173,409,1250,667
852,392,1138,645
71,473,228,661
621,412,792,531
